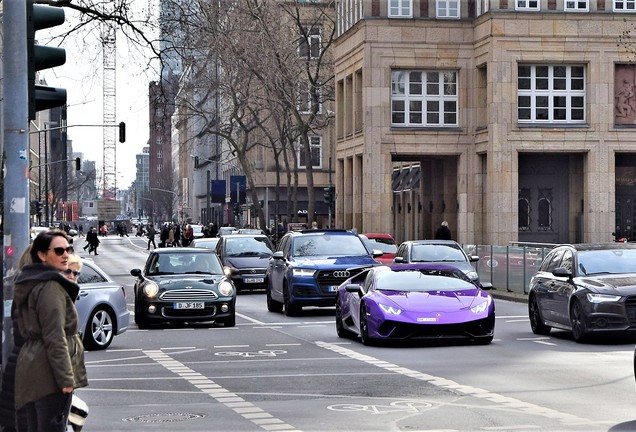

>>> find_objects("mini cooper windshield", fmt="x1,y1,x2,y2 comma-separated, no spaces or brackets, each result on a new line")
146,252,224,275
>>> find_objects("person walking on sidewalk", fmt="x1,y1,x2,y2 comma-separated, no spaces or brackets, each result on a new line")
85,227,100,255
147,224,157,250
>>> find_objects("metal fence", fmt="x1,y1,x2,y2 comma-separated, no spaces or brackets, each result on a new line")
464,243,556,294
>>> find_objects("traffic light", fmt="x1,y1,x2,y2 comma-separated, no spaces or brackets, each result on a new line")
75,157,81,170
233,203,241,216
323,186,334,205
194,156,199,169
119,122,126,143
27,1,67,120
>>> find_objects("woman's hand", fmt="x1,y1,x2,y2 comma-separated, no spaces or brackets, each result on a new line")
62,386,74,394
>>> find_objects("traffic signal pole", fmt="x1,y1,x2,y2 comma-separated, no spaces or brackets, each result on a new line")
2,0,30,369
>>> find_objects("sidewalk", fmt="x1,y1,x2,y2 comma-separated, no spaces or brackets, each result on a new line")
489,288,528,304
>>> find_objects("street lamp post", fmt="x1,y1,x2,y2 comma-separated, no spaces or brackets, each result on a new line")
150,187,178,222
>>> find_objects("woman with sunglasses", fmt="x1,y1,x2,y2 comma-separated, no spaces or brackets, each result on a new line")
63,254,83,281
12,230,88,431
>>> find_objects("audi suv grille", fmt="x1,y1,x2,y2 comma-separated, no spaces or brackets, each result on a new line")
316,268,364,286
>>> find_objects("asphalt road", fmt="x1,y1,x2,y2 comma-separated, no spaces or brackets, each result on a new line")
74,235,636,432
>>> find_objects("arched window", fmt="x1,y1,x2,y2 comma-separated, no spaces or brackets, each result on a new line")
518,188,531,231
538,189,553,231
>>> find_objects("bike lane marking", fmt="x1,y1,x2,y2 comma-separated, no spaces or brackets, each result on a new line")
143,349,301,431
315,341,592,428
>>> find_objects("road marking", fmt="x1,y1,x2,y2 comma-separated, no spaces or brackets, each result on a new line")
143,349,300,431
315,341,592,427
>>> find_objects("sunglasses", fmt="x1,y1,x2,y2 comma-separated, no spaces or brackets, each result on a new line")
49,246,74,256
63,269,81,277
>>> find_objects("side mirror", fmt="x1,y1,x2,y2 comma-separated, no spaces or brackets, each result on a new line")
372,249,383,258
272,251,284,260
130,268,142,278
480,281,493,290
552,267,572,278
470,255,480,262
394,256,405,263
345,283,363,297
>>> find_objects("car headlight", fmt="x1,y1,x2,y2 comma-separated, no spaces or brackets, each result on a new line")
143,282,159,298
379,304,402,315
292,268,315,277
218,281,234,297
466,271,479,281
586,293,622,303
471,301,488,313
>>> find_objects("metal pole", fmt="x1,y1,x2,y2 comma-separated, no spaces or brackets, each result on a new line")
44,131,49,226
2,0,30,369
206,170,211,225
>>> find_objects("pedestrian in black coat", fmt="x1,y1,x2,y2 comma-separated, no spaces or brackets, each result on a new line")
434,221,452,240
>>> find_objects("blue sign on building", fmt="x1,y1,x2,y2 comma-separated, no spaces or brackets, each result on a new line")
230,175,246,204
211,180,226,204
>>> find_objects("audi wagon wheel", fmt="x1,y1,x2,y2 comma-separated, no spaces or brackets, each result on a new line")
335,296,354,339
83,307,115,350
529,295,551,336
266,280,283,313
570,300,589,343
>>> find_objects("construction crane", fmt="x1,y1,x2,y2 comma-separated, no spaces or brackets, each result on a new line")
101,21,116,200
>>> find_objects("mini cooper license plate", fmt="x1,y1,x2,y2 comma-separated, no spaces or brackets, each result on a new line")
244,277,264,283
174,302,205,309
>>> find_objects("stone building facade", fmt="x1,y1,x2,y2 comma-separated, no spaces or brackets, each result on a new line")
333,0,636,245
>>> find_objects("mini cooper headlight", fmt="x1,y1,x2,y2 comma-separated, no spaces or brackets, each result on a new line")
586,293,622,303
292,268,315,277
218,281,234,297
379,304,402,315
143,282,159,298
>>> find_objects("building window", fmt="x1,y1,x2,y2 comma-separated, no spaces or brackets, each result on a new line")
388,0,412,17
391,70,458,127
565,0,589,10
615,0,636,10
516,0,540,10
297,136,322,169
437,0,460,17
298,26,321,59
157,164,162,173
518,189,531,231
517,65,585,124
538,189,553,231
297,81,322,114
157,150,163,159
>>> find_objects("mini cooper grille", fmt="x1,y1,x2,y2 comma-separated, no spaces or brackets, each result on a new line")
160,289,218,301
316,268,363,286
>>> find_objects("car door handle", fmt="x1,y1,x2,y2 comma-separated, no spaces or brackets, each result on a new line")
78,291,89,297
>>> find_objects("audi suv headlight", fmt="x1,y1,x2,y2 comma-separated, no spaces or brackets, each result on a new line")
586,293,622,303
143,282,159,298
293,268,316,277
466,271,479,281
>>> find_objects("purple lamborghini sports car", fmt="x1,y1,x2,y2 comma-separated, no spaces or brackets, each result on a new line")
335,263,495,345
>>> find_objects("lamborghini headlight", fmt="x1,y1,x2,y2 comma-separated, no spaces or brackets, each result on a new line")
293,268,316,277
143,282,159,298
379,304,402,315
218,281,235,297
586,293,622,303
471,301,488,314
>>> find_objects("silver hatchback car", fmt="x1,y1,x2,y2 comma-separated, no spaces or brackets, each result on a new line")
76,259,130,350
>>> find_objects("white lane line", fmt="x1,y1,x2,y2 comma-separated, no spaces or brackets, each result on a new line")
237,313,266,325
315,341,592,427
496,315,528,319
143,349,300,432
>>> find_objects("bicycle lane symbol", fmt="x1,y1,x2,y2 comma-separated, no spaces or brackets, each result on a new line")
214,350,287,358
327,400,433,415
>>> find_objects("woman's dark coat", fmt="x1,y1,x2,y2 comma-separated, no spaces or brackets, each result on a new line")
12,263,88,409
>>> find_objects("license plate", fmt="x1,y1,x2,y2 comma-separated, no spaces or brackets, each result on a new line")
244,277,264,284
328,285,339,292
174,302,205,309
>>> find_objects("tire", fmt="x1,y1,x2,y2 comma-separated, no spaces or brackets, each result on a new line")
134,296,150,329
266,279,283,313
528,294,551,335
335,296,354,339
570,300,589,343
284,283,301,316
83,306,115,350
359,302,375,346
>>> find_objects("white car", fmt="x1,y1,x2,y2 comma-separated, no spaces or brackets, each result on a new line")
76,259,130,350
191,224,205,238
30,226,49,240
